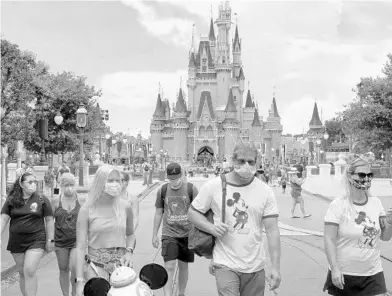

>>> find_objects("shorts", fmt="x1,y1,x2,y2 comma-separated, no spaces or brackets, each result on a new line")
282,184,287,189
161,236,194,263
214,264,265,296
323,270,387,296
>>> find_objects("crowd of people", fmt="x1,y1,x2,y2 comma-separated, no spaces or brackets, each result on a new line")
1,142,392,296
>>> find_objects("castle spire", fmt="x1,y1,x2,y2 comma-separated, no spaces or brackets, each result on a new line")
252,108,262,126
233,24,241,51
225,89,237,112
309,102,322,127
271,96,280,118
245,89,253,108
209,17,216,41
175,87,187,113
153,93,165,117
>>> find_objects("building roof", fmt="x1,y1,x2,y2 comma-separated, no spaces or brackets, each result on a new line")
225,89,237,112
309,102,322,127
175,88,187,113
209,18,216,41
197,91,215,120
245,90,254,108
252,108,262,126
153,94,165,118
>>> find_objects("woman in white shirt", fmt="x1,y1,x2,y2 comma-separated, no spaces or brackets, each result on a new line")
323,152,392,295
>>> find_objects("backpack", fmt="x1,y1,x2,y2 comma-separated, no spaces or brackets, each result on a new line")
160,182,194,205
188,174,227,259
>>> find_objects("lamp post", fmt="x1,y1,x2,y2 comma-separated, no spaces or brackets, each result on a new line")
54,112,63,165
105,134,111,163
76,104,88,186
38,118,48,165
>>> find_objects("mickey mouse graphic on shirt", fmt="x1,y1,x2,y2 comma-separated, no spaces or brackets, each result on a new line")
226,192,249,234
354,211,380,249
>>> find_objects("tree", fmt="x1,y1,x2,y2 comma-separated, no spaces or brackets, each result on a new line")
324,117,344,144
1,39,47,156
23,71,106,157
338,54,392,152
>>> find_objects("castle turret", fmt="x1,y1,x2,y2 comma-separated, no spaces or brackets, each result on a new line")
150,94,166,150
173,88,189,160
223,89,239,159
243,89,255,129
264,95,283,163
250,108,262,147
308,102,324,133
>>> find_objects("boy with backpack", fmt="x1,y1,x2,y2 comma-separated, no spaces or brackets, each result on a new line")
152,162,198,296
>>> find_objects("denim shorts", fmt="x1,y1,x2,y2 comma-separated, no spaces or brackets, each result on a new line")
214,264,265,296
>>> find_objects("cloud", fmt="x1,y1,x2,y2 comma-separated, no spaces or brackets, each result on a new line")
120,0,194,47
97,69,188,110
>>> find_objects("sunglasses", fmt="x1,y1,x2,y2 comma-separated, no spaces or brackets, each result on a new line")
355,172,374,179
24,180,38,185
236,159,256,166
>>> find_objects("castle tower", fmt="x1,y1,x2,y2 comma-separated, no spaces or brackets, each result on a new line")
232,25,242,77
264,95,283,163
215,1,232,108
222,89,239,158
150,94,166,150
173,88,189,160
243,89,255,129
250,108,262,148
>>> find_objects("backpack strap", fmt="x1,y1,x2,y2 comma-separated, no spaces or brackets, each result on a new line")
160,183,168,203
220,174,227,223
187,182,194,202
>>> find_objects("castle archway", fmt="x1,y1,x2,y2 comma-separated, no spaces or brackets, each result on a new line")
197,146,214,167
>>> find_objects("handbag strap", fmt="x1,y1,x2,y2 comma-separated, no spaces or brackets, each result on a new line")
220,174,227,223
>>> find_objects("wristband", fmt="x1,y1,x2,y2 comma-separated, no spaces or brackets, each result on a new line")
75,277,84,283
126,247,134,254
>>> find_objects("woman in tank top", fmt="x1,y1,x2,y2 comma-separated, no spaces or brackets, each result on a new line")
290,169,311,219
75,165,136,296
52,173,80,296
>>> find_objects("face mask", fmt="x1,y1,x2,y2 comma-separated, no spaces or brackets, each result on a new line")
349,176,371,190
170,178,182,190
234,163,256,180
63,187,75,197
104,182,122,197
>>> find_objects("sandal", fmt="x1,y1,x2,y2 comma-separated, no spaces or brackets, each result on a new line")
291,216,300,218
303,214,312,218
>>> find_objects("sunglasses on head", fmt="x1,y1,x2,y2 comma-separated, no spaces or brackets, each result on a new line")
355,172,374,179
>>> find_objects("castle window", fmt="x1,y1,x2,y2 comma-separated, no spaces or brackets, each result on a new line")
234,96,236,101
202,66,207,72
202,58,207,63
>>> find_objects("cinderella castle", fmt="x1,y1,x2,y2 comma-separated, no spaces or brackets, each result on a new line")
150,2,283,165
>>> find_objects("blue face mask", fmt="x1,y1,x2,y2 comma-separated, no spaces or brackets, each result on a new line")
170,178,182,189
104,182,122,197
234,163,256,180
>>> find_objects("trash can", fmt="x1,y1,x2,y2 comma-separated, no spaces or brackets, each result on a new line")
159,170,166,181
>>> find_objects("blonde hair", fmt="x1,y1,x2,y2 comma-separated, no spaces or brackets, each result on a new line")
340,153,373,219
86,165,121,207
59,173,76,186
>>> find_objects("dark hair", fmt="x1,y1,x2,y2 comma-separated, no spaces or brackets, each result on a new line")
120,171,130,182
8,172,38,208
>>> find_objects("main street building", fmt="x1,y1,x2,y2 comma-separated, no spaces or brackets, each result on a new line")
150,2,283,164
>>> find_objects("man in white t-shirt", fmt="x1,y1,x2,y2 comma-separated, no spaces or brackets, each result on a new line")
188,142,281,296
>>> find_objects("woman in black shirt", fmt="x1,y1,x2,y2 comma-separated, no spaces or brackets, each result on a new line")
0,172,54,296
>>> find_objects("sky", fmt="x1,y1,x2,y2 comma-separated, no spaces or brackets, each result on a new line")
2,0,392,138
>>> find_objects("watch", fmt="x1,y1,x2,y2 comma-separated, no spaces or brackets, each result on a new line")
126,247,134,254
47,239,54,243
75,277,84,284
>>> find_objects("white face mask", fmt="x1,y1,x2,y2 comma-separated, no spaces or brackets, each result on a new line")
104,182,122,197
234,163,256,180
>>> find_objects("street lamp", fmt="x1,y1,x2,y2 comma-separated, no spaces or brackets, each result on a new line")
324,133,329,140
76,104,88,186
54,112,64,125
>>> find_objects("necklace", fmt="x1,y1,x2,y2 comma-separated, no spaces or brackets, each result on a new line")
23,197,31,204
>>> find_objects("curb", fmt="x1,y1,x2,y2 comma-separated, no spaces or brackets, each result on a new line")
1,181,161,281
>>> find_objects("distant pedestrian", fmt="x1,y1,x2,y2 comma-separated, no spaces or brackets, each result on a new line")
290,172,311,218
52,173,80,296
281,175,287,194
74,165,136,296
152,162,198,296
188,141,282,295
323,152,392,295
120,171,140,230
1,172,54,296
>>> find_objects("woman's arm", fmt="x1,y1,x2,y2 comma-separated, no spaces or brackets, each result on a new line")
1,214,10,236
129,193,139,231
125,204,136,251
380,217,392,241
324,223,339,270
75,205,89,282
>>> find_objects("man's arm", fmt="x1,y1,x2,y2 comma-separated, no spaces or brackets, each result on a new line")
129,193,139,231
263,217,281,270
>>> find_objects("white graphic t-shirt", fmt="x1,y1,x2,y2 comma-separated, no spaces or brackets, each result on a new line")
191,176,279,273
324,196,386,276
